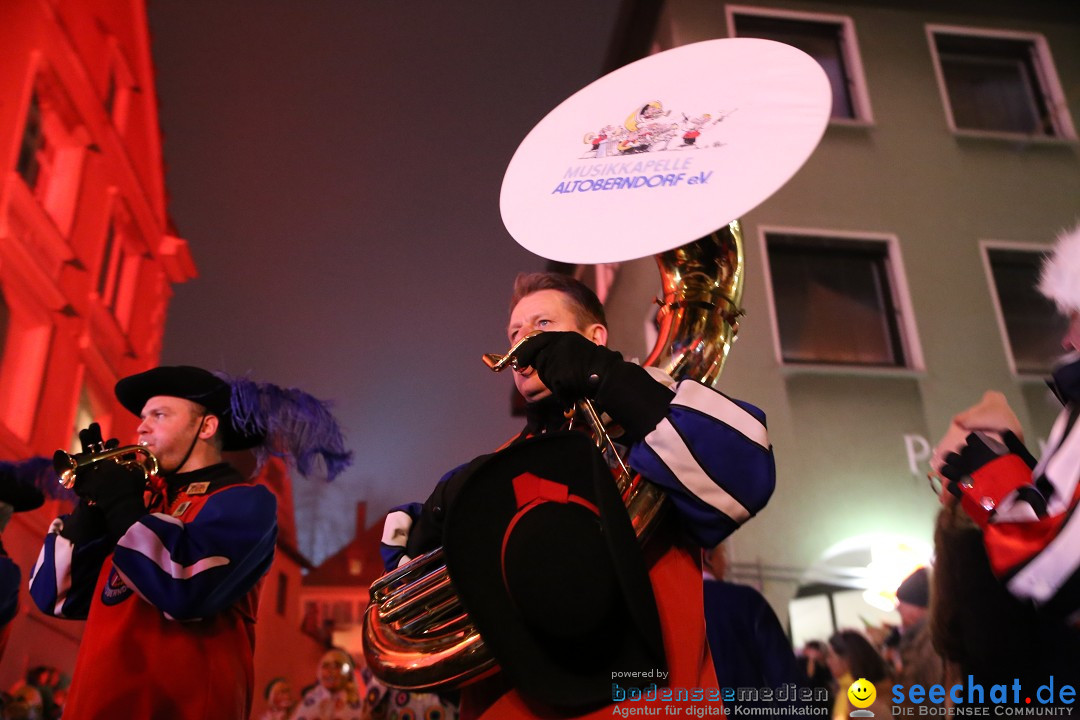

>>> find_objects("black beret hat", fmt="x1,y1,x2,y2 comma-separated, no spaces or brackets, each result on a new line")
114,366,263,451
896,567,930,609
443,432,666,710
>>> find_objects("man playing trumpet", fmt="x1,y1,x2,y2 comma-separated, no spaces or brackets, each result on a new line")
30,365,350,720
377,272,777,718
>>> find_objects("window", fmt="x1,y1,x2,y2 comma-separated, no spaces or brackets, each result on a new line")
928,26,1075,139
68,386,98,454
14,71,88,235
96,204,142,329
104,39,135,133
324,600,353,626
982,244,1068,375
0,286,53,441
762,230,919,368
16,92,44,188
728,6,872,122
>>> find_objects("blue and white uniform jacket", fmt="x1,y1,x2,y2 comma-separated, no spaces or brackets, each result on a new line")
381,372,776,570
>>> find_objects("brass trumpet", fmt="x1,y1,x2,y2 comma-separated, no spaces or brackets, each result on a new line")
53,445,160,489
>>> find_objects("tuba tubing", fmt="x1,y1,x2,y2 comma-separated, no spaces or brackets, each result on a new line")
362,222,745,691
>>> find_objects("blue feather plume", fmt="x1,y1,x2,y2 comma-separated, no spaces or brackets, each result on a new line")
219,373,353,482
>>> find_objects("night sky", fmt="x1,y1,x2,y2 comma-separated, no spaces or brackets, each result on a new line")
146,1,626,562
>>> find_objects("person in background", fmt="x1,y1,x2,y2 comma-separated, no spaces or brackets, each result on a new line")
929,224,1080,693
826,630,892,720
290,649,457,720
885,567,945,710
1,685,43,720
0,458,48,663
701,542,804,717
258,678,296,720
934,223,1080,621
22,669,62,720
798,641,835,698
290,649,369,720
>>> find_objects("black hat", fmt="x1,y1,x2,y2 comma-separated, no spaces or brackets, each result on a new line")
896,567,930,609
0,458,48,512
442,432,666,710
115,366,264,451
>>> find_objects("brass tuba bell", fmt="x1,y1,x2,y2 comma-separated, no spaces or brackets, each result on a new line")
361,222,745,691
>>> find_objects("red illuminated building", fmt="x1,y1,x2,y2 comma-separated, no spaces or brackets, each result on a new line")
299,502,387,660
0,1,324,713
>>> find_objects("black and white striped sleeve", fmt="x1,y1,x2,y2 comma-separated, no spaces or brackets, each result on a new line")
627,379,776,547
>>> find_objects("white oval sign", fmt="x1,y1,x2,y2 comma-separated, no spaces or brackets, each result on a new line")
500,38,832,264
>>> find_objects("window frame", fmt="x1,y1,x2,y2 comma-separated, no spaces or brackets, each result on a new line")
0,281,54,442
95,196,143,331
104,36,136,134
726,5,874,125
926,24,1077,141
979,239,1059,378
15,67,89,237
66,379,114,455
758,226,923,373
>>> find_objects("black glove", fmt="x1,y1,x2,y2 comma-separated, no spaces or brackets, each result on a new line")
592,360,675,443
72,460,148,541
58,501,110,544
940,430,1036,484
514,331,674,443
513,331,622,404
78,422,119,454
940,431,1041,526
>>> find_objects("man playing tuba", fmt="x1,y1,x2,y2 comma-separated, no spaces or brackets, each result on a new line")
377,271,777,718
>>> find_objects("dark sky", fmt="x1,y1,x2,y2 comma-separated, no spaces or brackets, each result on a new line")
146,1,626,562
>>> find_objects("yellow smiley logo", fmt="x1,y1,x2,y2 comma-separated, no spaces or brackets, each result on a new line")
848,678,876,709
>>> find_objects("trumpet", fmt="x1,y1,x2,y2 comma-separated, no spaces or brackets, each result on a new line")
53,445,160,489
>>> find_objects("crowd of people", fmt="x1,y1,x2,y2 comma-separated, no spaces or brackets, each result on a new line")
0,221,1076,719
0,666,66,720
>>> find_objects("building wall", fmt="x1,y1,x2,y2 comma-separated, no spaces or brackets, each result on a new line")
251,547,325,720
299,502,388,667
600,0,1080,632
0,0,193,687
0,1,324,704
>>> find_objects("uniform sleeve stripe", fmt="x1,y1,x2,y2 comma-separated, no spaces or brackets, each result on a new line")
29,519,76,617
49,535,75,615
1007,505,1080,603
1042,424,1080,516
381,510,413,548
643,417,751,523
671,381,768,450
116,514,231,580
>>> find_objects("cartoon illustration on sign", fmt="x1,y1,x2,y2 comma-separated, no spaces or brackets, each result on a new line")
581,101,735,158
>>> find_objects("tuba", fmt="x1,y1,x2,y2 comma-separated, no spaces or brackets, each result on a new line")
361,222,745,690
